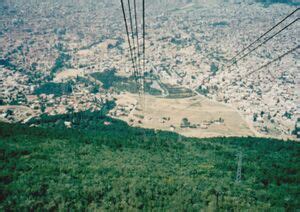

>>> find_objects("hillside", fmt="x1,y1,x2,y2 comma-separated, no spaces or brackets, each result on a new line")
0,113,299,210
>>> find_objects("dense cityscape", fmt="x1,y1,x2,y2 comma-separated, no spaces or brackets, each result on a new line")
0,0,299,139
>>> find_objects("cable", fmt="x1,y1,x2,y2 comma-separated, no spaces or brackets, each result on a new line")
142,0,147,142
133,0,143,96
142,0,146,100
120,0,146,112
229,17,299,68
120,0,139,89
142,0,146,83
133,0,141,81
120,0,135,75
220,45,299,93
245,45,299,78
127,0,139,83
230,8,299,62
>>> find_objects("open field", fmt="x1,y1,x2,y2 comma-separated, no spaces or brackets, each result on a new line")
111,92,255,138
54,69,85,82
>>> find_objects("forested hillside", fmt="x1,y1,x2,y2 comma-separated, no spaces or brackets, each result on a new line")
0,114,299,210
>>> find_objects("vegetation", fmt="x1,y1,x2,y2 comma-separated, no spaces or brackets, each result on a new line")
143,81,162,96
33,82,73,96
90,69,162,95
107,37,124,53
196,85,209,96
74,76,100,94
1,111,299,211
292,118,300,138
0,58,47,85
210,63,219,75
0,58,30,74
170,37,189,47
211,21,229,27
50,53,71,75
91,68,137,92
180,117,191,128
164,84,196,98
0,58,16,70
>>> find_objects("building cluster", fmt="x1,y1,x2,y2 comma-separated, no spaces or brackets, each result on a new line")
0,0,298,139
141,2,298,139
0,68,32,106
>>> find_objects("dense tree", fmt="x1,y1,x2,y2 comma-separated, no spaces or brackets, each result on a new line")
0,112,299,210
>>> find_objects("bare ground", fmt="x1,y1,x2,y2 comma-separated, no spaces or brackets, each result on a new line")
110,92,256,138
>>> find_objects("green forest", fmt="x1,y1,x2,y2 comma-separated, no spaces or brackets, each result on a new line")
90,69,163,96
0,112,299,211
33,82,73,97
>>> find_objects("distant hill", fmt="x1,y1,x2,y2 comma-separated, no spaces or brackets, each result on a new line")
1,112,299,211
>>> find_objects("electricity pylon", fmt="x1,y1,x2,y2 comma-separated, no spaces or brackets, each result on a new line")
235,151,243,183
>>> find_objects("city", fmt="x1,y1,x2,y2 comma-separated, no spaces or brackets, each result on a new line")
1,0,300,210
1,0,298,139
